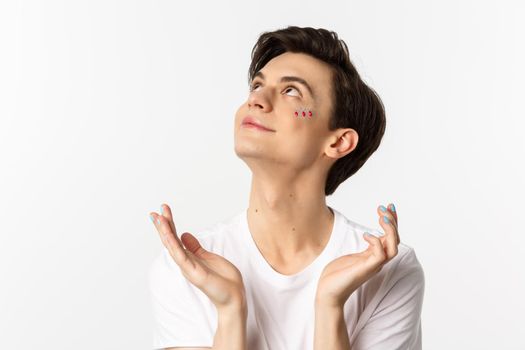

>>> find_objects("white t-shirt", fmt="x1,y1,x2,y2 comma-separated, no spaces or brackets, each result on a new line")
149,206,425,350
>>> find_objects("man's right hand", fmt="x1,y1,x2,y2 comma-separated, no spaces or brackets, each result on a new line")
150,203,246,312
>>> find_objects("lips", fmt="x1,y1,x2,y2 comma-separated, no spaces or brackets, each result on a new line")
241,116,275,132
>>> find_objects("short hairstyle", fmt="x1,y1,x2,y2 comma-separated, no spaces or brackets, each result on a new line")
248,26,386,196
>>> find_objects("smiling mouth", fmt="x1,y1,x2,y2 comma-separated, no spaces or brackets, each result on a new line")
241,122,275,132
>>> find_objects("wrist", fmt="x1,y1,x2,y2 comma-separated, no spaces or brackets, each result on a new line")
315,301,345,316
214,299,248,350
217,296,248,320
315,293,344,310
313,301,350,350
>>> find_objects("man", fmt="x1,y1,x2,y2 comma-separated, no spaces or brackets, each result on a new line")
149,26,425,350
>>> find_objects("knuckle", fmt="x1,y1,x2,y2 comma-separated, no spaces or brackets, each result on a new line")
381,251,388,261
375,247,386,260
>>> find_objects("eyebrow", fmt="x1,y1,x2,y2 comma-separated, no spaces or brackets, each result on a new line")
252,71,316,101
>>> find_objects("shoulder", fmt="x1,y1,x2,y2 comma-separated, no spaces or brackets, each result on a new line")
383,242,425,292
349,243,425,349
190,210,243,247
393,243,424,278
369,241,425,296
382,241,424,275
366,242,425,315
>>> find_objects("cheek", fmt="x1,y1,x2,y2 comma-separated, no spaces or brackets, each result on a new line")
293,106,314,119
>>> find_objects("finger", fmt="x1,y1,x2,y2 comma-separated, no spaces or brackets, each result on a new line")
377,205,397,230
160,203,178,237
388,203,400,244
181,232,207,258
388,203,398,224
378,204,400,245
150,212,189,264
154,207,183,248
377,213,399,261
363,232,386,267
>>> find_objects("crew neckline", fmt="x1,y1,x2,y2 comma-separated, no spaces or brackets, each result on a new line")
238,205,345,288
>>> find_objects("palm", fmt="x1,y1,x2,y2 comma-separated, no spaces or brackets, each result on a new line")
316,204,400,308
151,204,246,310
317,248,384,306
178,236,245,307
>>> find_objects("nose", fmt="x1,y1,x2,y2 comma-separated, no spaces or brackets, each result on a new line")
248,89,270,112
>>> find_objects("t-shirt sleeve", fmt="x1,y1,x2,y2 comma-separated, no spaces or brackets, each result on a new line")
148,247,215,349
351,247,425,350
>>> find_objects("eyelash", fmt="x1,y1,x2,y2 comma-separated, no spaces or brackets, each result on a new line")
249,82,301,97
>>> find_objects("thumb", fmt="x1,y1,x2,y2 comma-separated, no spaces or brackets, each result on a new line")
181,232,207,257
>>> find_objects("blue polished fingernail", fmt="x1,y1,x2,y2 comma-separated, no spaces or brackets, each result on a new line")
156,217,161,225
160,205,164,214
380,205,387,212
149,214,154,223
391,204,396,212
383,216,390,223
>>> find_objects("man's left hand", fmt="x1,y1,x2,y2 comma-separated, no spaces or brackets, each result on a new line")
315,203,400,308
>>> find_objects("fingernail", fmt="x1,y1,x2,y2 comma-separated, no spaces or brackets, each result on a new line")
156,217,161,225
380,205,387,212
149,214,155,223
390,204,396,212
383,216,390,223
160,205,164,214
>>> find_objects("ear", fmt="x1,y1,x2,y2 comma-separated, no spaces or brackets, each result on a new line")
325,128,359,160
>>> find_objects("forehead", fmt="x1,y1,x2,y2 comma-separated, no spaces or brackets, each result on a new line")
255,52,333,104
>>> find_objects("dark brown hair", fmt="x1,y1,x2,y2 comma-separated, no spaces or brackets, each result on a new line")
248,26,386,196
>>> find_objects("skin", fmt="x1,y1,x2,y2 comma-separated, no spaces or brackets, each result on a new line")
233,51,359,272
295,106,313,118
149,51,401,348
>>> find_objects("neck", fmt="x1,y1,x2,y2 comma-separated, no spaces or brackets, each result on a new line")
246,172,335,264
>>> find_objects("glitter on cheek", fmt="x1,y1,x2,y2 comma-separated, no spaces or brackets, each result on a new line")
294,106,314,119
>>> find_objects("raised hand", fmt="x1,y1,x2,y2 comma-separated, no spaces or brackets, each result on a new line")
315,203,400,308
150,203,246,312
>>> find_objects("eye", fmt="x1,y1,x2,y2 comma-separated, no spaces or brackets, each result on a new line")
283,86,301,97
249,82,301,97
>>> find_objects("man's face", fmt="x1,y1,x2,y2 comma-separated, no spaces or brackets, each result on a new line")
234,52,336,173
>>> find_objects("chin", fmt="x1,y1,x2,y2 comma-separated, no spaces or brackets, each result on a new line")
233,140,268,159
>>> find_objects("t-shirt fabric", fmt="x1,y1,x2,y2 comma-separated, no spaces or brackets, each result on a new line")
149,206,425,350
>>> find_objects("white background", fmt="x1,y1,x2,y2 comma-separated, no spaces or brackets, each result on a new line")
1,1,524,349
